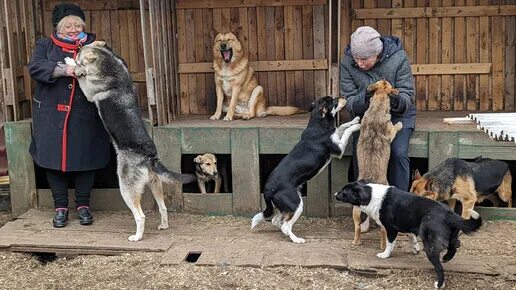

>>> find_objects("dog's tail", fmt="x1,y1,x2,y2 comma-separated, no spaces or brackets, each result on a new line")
151,157,197,184
265,106,305,116
251,196,275,229
449,209,482,234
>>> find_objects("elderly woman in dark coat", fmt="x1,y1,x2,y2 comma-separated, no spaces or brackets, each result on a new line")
340,26,416,230
28,3,110,228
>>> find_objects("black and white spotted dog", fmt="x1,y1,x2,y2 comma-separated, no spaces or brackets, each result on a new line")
335,181,482,288
251,96,361,243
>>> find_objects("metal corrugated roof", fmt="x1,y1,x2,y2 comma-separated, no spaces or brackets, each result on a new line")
468,113,516,143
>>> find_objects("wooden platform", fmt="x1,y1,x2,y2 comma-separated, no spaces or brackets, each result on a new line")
0,208,515,277
4,111,516,217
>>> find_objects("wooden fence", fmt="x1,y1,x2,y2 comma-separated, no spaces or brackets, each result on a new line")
1,0,515,125
339,0,516,112
175,0,332,116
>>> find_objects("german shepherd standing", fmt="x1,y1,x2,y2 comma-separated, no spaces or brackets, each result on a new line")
411,157,512,218
352,80,403,247
211,27,304,121
66,42,196,241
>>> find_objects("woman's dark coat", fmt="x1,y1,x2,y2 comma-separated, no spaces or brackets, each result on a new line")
28,32,110,172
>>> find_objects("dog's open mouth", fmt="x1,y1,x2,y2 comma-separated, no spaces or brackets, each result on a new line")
221,48,233,63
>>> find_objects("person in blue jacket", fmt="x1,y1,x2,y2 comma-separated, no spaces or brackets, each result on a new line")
28,3,110,228
340,26,416,191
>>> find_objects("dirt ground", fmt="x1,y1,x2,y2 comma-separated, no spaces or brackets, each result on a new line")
0,211,515,290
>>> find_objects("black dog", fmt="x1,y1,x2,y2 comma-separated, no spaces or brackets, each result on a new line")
335,181,482,289
251,96,361,243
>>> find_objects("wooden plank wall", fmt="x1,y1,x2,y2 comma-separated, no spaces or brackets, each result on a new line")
340,0,516,112
175,0,330,116
41,0,150,113
0,0,41,122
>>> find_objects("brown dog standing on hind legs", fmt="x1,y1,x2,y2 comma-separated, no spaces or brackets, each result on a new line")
211,26,304,121
352,80,403,248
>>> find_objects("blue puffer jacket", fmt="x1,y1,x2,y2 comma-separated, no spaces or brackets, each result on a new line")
339,36,416,129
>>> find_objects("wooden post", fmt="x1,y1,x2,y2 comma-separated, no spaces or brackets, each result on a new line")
231,128,260,216
153,126,183,212
428,132,458,170
4,121,36,216
307,166,330,217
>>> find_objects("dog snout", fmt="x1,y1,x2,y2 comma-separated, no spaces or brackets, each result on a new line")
221,42,227,50
213,170,218,175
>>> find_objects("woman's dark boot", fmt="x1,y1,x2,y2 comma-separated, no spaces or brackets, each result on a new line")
77,206,93,225
53,208,68,228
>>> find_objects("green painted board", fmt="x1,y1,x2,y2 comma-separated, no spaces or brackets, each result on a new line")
153,127,183,212
231,128,260,216
409,131,429,158
4,121,36,217
428,132,458,169
183,192,233,215
181,128,231,154
259,128,303,154
306,166,330,217
330,157,352,217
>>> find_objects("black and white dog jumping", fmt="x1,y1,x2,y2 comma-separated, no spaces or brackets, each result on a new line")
335,181,482,288
251,96,361,243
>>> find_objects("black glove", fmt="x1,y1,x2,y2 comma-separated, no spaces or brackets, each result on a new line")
390,96,403,112
364,89,374,105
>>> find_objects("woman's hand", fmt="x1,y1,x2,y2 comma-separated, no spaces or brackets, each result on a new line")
65,65,75,77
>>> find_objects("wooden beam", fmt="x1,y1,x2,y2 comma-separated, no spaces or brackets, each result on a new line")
178,59,328,73
176,0,328,9
411,63,492,75
354,5,516,19
44,1,141,11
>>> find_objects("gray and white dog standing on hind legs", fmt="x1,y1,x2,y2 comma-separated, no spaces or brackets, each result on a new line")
251,96,361,243
65,41,196,242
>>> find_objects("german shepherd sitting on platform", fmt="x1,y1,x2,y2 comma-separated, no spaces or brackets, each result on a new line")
66,42,196,242
211,27,304,121
411,157,512,218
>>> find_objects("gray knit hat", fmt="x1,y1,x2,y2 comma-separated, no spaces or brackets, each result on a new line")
350,26,383,59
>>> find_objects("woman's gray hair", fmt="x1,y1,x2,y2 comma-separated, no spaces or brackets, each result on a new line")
55,15,86,32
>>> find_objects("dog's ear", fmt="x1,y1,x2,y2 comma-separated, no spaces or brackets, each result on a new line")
366,82,378,92
90,41,106,47
412,169,422,180
81,51,97,64
194,155,202,164
210,28,219,40
232,26,243,39
424,179,433,190
308,101,316,112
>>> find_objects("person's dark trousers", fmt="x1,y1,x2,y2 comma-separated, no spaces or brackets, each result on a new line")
46,169,96,208
351,127,413,191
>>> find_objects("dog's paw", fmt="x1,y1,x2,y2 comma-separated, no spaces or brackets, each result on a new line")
351,116,361,124
434,281,445,289
91,40,106,47
242,113,252,120
349,123,361,132
223,115,233,121
376,252,391,259
128,234,143,242
64,57,76,67
352,239,362,246
412,242,421,254
158,223,169,230
291,237,306,244
210,113,221,120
